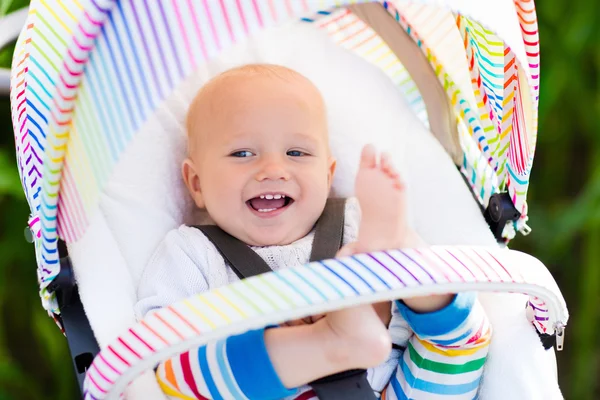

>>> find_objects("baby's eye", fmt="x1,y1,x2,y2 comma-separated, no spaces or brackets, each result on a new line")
287,150,308,157
230,150,254,158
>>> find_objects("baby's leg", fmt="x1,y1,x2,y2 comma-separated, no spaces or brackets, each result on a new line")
307,145,452,379
321,146,410,364
347,144,452,312
310,145,414,371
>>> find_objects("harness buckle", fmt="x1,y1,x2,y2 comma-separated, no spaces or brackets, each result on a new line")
484,192,521,242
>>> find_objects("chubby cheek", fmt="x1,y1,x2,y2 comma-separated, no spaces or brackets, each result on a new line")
300,169,330,207
317,164,334,194
202,174,237,214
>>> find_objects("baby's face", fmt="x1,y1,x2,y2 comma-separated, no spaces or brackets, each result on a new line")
184,72,335,246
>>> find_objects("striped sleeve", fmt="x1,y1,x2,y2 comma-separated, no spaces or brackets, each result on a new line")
156,328,298,400
383,293,492,400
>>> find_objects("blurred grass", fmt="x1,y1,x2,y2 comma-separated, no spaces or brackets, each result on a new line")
509,0,600,398
0,0,598,399
0,104,80,400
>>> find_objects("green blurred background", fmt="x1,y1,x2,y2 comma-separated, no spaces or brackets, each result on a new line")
0,0,598,399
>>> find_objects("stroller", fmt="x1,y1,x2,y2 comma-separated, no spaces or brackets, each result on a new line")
9,0,568,399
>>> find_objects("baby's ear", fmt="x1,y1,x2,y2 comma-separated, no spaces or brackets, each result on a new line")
327,156,337,189
182,159,205,209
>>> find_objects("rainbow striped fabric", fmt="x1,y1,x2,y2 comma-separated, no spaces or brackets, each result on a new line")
81,246,567,399
153,293,491,399
10,0,540,316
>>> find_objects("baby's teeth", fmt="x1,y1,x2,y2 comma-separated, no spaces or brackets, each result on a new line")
265,194,274,200
273,194,282,200
258,208,276,213
260,195,265,199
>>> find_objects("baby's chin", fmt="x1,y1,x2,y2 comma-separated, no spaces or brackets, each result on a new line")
241,225,313,247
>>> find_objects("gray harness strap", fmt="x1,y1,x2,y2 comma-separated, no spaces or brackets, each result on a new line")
309,198,346,263
195,198,377,400
195,198,347,279
193,224,272,279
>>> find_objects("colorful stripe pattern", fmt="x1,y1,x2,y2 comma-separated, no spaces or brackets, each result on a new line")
157,340,247,400
155,330,311,400
156,293,490,400
527,296,550,334
9,1,540,315
386,299,491,399
457,13,535,231
307,8,430,128
9,1,84,313
303,2,539,231
82,246,568,399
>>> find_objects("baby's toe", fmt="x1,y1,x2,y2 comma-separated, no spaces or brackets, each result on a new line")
380,152,392,171
360,144,378,169
381,152,401,178
392,175,405,190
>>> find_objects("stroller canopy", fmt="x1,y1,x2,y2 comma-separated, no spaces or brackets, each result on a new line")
10,0,539,315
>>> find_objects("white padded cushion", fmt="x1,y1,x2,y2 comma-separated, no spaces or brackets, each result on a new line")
68,21,559,400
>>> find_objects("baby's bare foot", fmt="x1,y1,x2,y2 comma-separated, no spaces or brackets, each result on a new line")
354,144,421,253
320,304,391,369
352,145,453,313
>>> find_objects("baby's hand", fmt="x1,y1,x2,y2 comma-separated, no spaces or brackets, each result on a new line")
319,304,391,369
282,302,391,327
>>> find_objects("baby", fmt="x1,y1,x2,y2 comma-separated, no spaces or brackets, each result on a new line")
135,64,491,399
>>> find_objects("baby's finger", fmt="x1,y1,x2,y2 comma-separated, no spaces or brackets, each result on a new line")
337,242,359,258
309,314,326,323
282,319,305,327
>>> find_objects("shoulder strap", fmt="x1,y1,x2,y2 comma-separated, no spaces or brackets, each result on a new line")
194,225,272,280
310,198,347,262
196,198,347,280
308,199,377,400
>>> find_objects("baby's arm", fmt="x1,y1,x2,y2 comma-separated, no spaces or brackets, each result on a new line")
156,328,295,399
156,308,391,399
382,293,492,399
346,145,457,318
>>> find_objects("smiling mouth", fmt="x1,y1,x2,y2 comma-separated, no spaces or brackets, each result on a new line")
247,194,294,215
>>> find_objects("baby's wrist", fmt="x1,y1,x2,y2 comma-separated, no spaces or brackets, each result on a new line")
401,294,454,313
397,293,476,337
317,312,391,371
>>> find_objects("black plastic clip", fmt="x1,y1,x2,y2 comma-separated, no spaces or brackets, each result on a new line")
310,369,377,400
537,332,557,350
47,256,76,307
484,192,521,242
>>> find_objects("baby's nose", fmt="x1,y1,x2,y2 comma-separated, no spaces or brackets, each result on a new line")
255,157,290,181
